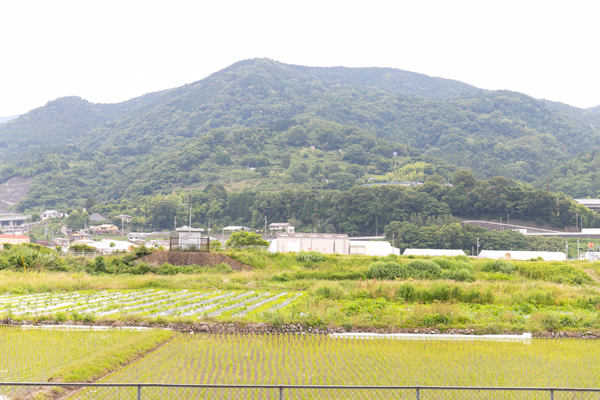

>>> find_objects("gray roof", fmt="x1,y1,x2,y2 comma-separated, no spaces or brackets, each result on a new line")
89,213,107,221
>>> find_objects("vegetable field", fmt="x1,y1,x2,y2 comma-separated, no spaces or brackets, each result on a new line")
89,335,600,388
0,289,300,320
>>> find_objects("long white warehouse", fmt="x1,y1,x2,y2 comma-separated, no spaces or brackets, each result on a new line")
403,249,467,257
478,250,566,261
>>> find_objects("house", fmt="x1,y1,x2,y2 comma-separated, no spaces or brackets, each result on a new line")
0,234,30,248
92,224,119,233
171,226,208,250
128,232,147,242
349,240,400,256
69,231,91,242
271,233,350,255
36,240,50,247
478,250,566,261
89,213,107,222
269,223,295,233
114,214,133,223
52,238,70,247
41,210,62,220
403,249,467,257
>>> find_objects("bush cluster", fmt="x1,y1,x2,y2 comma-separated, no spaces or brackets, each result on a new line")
367,258,472,282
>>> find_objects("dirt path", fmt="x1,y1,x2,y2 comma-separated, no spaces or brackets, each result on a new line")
584,268,600,284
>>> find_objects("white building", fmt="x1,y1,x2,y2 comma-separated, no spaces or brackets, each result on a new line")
41,210,62,220
269,222,295,233
478,250,566,261
172,226,207,250
271,233,350,254
403,249,467,257
89,239,137,254
349,240,400,256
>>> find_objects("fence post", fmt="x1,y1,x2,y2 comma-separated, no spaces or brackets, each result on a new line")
137,384,142,400
279,385,284,400
550,389,554,400
416,387,420,400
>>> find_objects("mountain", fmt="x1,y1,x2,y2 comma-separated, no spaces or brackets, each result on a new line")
0,115,20,124
542,99,600,128
0,91,168,157
2,58,600,210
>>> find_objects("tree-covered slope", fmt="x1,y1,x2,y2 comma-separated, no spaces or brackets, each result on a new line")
3,58,600,206
77,58,600,184
0,91,167,157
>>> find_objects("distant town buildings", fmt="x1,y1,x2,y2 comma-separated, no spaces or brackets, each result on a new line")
0,234,30,248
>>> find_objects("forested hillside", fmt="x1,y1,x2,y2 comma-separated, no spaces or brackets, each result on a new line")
0,91,167,155
1,58,600,215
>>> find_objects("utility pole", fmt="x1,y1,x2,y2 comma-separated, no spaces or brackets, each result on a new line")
577,239,580,261
264,215,267,235
179,196,192,233
565,240,568,259
476,237,480,256
507,213,510,225
576,213,579,230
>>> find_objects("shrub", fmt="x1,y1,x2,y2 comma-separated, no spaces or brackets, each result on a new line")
366,261,404,280
404,260,443,279
94,256,107,273
442,268,473,282
482,259,515,274
295,251,326,264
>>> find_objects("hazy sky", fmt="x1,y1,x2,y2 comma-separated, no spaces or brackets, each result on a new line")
1,0,599,116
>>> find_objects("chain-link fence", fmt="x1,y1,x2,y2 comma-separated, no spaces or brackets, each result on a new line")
1,383,600,399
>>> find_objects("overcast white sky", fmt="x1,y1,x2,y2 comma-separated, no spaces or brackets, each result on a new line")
1,0,599,116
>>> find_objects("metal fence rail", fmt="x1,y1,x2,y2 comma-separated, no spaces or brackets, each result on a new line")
1,383,600,399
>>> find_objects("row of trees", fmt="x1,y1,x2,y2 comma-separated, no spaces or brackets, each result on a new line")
74,172,598,234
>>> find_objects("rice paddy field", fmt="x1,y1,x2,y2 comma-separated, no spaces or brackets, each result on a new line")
0,325,172,382
90,334,600,388
3,325,600,399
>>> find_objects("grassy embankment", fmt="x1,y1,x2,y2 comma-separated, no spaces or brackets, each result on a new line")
2,247,600,332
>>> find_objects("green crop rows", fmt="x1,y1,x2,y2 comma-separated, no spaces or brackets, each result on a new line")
0,326,153,382
87,335,600,388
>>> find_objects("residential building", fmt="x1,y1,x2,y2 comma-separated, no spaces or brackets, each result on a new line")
478,250,566,261
0,234,30,248
69,231,91,242
271,233,350,255
349,240,400,256
89,213,107,222
403,249,467,257
41,210,62,220
128,232,147,242
114,214,133,223
269,222,295,233
92,224,119,233
52,238,70,247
